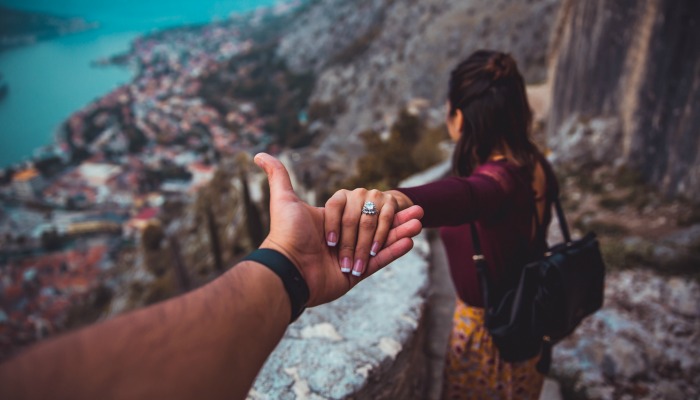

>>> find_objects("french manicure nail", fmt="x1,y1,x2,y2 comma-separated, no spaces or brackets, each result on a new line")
351,259,364,277
327,231,338,247
341,257,352,273
370,242,381,257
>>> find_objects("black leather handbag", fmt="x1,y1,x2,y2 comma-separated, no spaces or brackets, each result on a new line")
470,197,606,373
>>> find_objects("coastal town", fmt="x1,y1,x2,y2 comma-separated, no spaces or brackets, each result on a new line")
0,1,304,359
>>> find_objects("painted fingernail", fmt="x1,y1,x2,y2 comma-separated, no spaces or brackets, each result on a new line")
327,231,338,247
341,257,352,273
352,259,364,277
370,242,381,257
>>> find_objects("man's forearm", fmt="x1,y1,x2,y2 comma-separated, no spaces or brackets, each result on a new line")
0,261,290,400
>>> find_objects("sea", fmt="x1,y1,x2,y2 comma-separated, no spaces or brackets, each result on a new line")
0,0,279,168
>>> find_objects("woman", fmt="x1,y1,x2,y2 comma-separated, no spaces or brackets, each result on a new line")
324,50,559,399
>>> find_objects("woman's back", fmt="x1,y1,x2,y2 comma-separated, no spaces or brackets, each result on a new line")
398,155,558,306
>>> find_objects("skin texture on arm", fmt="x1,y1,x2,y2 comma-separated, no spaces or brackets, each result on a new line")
0,153,424,400
0,261,291,400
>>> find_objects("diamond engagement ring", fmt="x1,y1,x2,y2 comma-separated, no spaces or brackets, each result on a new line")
361,201,378,215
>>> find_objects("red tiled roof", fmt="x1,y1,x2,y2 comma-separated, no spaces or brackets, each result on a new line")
133,207,159,221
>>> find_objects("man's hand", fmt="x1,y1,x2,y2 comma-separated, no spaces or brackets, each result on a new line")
254,153,423,307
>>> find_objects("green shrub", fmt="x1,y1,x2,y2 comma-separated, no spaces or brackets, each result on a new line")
343,109,447,190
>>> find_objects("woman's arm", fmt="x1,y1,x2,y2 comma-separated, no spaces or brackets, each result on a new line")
0,153,424,400
324,164,513,278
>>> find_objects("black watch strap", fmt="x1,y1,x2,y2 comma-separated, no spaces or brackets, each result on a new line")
243,248,309,323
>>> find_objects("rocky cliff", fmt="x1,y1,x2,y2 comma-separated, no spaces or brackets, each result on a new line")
546,0,700,200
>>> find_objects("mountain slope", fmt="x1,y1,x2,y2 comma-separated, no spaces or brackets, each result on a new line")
276,0,561,178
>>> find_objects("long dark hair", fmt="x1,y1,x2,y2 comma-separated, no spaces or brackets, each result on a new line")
448,50,541,177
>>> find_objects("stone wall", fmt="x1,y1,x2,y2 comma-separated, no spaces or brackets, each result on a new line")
248,232,430,400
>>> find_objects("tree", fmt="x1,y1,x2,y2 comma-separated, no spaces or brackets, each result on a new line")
141,222,164,252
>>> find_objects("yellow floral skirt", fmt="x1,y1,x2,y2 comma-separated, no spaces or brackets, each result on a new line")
441,298,544,400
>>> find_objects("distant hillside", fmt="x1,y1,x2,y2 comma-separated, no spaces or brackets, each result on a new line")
0,6,97,50
273,0,561,192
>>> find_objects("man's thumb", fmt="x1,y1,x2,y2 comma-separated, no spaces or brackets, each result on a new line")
254,152,295,198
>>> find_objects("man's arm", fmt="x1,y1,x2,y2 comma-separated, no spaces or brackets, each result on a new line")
0,261,289,399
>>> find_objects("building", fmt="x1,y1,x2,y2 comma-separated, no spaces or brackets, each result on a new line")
123,207,160,237
12,168,43,200
77,163,122,187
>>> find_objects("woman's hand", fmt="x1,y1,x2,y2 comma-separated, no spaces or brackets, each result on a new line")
324,188,401,277
254,153,423,307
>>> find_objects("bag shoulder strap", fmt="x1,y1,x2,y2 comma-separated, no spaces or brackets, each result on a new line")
469,222,494,309
553,197,572,244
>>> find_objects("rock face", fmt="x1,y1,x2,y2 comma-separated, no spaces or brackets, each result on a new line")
547,0,700,199
278,0,561,179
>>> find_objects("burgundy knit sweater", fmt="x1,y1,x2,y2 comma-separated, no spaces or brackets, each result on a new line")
397,158,559,307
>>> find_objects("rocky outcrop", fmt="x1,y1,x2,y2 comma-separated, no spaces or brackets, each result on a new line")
547,0,700,200
551,269,700,400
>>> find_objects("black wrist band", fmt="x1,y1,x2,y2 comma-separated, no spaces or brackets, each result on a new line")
243,248,309,323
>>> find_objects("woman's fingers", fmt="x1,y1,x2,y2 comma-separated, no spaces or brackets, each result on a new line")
393,205,424,226
352,191,396,277
326,191,423,278
324,190,348,247
364,212,424,277
370,237,415,274
383,205,424,247
370,193,398,256
337,189,366,274
352,190,390,277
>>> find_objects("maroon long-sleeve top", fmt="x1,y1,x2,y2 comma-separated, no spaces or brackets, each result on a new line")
397,158,559,307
